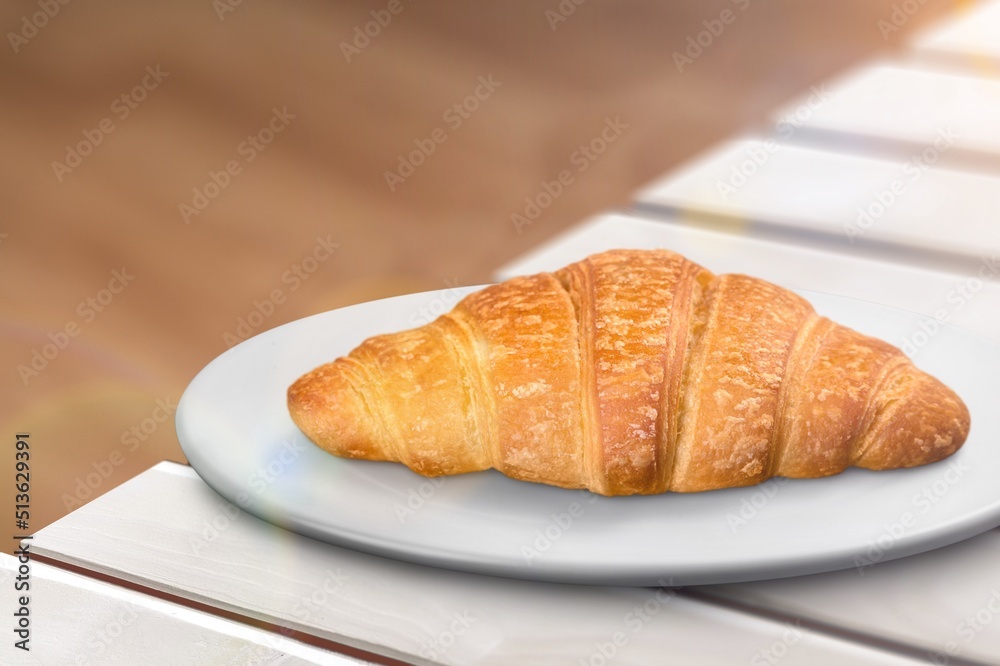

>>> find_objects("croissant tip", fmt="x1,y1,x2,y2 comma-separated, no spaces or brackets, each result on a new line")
856,369,971,471
287,367,326,443
287,359,383,461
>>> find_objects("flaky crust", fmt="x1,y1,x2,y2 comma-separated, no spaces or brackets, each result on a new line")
288,249,971,495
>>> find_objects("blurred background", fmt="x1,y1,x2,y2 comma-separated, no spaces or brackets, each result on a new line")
1,0,960,556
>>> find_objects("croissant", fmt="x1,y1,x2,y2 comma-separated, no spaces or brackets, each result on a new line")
288,249,970,496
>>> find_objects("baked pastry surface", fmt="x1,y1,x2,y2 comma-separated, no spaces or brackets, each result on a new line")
288,249,970,496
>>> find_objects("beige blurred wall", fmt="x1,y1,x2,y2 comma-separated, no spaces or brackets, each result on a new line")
1,0,961,555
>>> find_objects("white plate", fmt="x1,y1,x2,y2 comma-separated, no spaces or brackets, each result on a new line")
176,287,1000,586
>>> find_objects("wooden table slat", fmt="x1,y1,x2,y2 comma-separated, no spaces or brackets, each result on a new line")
704,531,1000,666
770,61,1000,172
633,138,1000,272
0,553,366,665
911,0,1000,71
27,462,926,666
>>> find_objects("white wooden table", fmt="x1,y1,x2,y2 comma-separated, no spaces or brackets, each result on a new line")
8,3,1000,664
911,0,1000,71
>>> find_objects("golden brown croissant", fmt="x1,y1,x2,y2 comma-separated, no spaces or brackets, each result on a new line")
288,249,970,496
